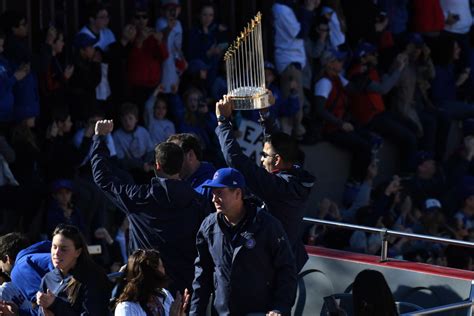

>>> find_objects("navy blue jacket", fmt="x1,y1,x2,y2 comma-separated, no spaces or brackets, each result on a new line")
190,203,297,316
0,56,16,122
11,241,53,316
215,120,315,270
39,267,111,316
91,135,210,292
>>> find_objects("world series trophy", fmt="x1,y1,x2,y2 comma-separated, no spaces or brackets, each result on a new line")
224,12,271,110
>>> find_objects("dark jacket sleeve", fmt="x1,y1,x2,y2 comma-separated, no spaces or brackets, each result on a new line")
216,122,296,202
314,95,344,128
91,135,166,212
190,221,214,316
269,219,297,314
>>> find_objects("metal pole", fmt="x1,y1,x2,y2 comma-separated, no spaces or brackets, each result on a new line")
380,229,388,262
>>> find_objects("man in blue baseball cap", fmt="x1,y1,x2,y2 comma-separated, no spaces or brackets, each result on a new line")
190,167,297,316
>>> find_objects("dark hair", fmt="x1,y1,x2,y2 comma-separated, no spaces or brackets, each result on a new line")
116,249,170,314
0,11,26,34
119,102,139,119
52,224,104,305
155,142,184,175
0,233,29,263
264,132,300,164
87,2,108,19
51,105,70,122
352,269,398,316
167,133,203,161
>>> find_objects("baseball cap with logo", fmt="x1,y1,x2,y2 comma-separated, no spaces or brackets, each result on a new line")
203,168,246,189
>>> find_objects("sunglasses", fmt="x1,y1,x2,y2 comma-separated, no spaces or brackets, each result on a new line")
135,14,148,19
261,152,276,159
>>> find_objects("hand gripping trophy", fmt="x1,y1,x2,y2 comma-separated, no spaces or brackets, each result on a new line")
224,12,271,110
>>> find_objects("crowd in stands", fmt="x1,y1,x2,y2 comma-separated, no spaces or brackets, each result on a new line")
0,0,474,314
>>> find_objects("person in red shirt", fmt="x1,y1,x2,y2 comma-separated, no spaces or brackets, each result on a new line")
128,6,169,111
347,42,418,172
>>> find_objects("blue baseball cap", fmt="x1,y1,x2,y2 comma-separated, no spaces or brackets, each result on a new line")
355,42,377,58
320,48,348,66
51,179,74,192
407,33,424,47
73,33,98,49
203,168,246,189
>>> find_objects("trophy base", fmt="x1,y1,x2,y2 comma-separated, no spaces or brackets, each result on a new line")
228,87,271,110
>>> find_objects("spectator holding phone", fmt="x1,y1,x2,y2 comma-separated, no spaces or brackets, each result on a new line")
128,5,169,108
440,0,473,68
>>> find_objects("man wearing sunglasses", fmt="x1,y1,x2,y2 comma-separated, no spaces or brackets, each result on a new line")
215,94,316,271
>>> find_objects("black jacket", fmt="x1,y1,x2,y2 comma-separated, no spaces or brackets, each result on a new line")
91,135,210,292
190,203,297,316
216,120,315,270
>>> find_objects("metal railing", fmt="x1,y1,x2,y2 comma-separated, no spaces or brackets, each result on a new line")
304,217,474,315
303,217,474,262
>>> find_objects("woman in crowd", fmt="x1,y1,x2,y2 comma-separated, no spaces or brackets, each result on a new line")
36,224,111,315
114,249,189,316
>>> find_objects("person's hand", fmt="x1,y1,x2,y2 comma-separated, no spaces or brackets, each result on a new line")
329,201,341,220
0,301,18,316
153,31,164,43
13,63,30,81
422,44,431,60
45,26,57,46
95,120,114,136
446,12,459,26
63,65,74,80
207,44,221,57
341,122,354,132
304,0,320,11
169,289,190,316
171,81,179,94
375,17,388,32
464,135,474,160
395,53,408,71
36,290,56,309
266,311,282,316
143,162,153,173
385,175,402,196
46,122,59,139
153,84,164,97
13,68,27,81
121,24,137,44
457,67,471,86
94,227,114,245
266,89,275,106
218,24,228,32
366,161,378,181
215,95,233,120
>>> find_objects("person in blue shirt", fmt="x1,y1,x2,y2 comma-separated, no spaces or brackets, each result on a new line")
0,233,53,315
0,30,28,123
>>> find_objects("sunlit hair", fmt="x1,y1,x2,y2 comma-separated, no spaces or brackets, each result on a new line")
116,249,170,314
